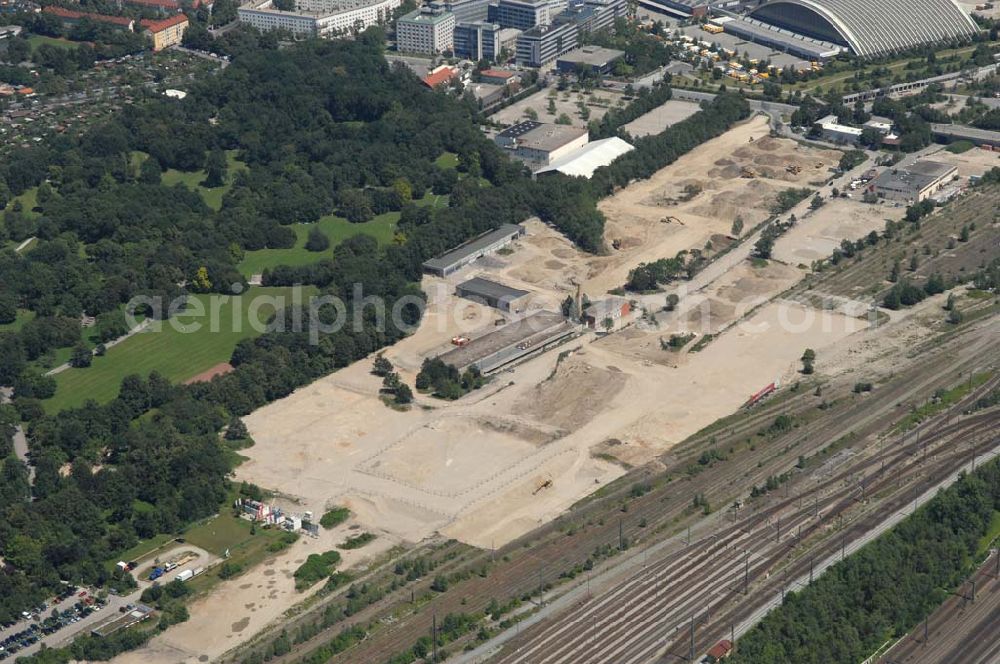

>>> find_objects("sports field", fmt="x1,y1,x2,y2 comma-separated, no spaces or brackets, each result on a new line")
45,286,306,412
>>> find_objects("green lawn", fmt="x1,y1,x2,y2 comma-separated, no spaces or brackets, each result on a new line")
0,309,35,333
137,150,246,212
183,511,261,557
435,152,459,169
10,186,40,218
236,191,452,277
27,35,79,53
237,212,399,277
45,286,305,413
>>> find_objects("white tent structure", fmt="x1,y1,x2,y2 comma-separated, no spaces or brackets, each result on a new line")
534,137,634,179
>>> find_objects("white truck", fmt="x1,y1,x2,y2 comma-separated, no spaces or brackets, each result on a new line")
175,569,194,582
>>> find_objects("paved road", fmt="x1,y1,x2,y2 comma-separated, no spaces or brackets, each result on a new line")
0,387,32,484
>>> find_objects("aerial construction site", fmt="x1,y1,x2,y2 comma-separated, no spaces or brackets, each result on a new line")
116,111,1000,664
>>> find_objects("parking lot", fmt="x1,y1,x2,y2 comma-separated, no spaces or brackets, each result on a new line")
0,585,122,660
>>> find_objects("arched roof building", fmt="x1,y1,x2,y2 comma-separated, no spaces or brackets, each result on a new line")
748,0,979,57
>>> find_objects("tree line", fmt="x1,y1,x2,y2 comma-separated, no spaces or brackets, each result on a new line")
730,458,1000,664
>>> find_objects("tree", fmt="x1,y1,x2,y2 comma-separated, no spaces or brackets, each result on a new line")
730,216,744,237
944,292,956,311
801,348,815,375
372,354,393,377
664,293,679,312
70,343,92,368
139,156,162,185
555,113,572,125
753,233,774,260
225,417,249,440
602,317,614,332
305,227,330,252
524,107,538,121
395,383,413,405
0,295,16,325
810,194,824,209
203,149,227,188
947,308,963,324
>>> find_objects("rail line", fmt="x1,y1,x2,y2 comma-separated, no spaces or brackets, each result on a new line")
487,403,1000,664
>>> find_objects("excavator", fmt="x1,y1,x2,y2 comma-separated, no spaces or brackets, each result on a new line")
660,216,685,225
533,479,553,495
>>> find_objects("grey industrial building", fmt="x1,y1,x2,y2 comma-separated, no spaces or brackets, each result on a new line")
422,224,526,276
556,46,625,74
720,17,844,61
516,20,577,66
455,277,530,312
495,120,590,169
867,161,958,202
435,310,577,373
747,0,979,58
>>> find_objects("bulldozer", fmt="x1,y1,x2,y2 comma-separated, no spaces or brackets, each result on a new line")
785,164,801,175
612,238,623,250
740,166,757,179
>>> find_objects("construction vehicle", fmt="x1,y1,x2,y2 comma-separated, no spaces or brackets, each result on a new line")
661,216,684,225
451,336,470,346
740,166,756,178
786,164,801,175
533,479,553,494
148,567,164,581
612,238,623,250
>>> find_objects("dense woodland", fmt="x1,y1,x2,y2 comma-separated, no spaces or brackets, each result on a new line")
0,26,750,645
731,459,1000,664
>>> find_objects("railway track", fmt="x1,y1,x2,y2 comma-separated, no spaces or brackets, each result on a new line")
485,401,1000,664
879,551,1000,664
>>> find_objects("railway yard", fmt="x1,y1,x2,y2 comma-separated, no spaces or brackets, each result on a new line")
879,549,1000,664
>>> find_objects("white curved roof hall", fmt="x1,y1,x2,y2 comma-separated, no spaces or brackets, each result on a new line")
749,0,979,57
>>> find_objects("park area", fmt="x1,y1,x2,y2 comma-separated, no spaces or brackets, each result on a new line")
45,286,307,412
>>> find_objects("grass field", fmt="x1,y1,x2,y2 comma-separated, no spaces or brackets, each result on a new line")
134,150,246,212
945,140,976,154
27,35,80,53
10,186,40,217
45,286,306,413
435,152,459,169
0,309,35,333
237,212,400,277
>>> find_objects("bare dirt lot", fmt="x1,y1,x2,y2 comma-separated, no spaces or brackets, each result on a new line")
490,87,625,129
235,115,858,554
772,198,906,266
114,520,394,664
622,99,701,137
926,145,1000,177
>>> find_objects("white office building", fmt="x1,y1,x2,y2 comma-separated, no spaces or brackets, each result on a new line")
238,0,403,37
397,6,456,54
